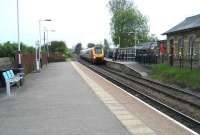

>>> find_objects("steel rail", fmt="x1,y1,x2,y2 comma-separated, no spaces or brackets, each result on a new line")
101,66,200,108
78,59,200,133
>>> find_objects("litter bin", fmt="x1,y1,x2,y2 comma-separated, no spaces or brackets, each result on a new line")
0,69,8,87
12,67,25,86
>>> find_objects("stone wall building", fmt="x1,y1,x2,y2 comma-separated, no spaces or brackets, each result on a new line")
163,14,200,68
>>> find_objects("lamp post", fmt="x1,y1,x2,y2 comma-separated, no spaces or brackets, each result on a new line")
45,29,55,57
128,31,137,59
118,36,121,47
35,40,40,71
17,0,21,67
37,19,52,71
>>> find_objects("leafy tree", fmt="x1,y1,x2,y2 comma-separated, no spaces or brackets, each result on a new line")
96,43,104,48
87,43,95,48
104,39,110,49
0,44,6,57
108,0,150,48
20,43,35,54
109,0,132,13
74,43,82,54
148,34,158,42
103,39,110,55
25,46,35,53
49,41,69,57
0,41,36,58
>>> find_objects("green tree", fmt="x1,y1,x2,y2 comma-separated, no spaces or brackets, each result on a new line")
0,41,35,58
74,43,82,54
3,41,18,57
50,41,69,57
109,0,150,48
20,43,35,54
87,43,95,48
103,39,110,55
25,46,35,53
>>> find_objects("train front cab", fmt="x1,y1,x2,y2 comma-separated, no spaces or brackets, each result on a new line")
92,47,104,64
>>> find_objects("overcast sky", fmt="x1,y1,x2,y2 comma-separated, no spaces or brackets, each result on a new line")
0,0,200,48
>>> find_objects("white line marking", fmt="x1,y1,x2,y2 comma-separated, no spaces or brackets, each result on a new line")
75,61,199,135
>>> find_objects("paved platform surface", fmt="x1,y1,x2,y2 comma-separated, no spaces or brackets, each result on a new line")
0,62,131,135
74,61,197,135
105,58,149,76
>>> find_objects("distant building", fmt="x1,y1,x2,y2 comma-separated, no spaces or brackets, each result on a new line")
163,14,200,68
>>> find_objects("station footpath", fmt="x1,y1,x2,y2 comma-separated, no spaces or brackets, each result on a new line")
0,62,197,135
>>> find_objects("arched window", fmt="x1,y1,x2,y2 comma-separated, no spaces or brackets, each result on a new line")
188,35,196,69
178,37,184,48
178,37,184,56
169,39,174,55
169,38,174,66
188,36,195,56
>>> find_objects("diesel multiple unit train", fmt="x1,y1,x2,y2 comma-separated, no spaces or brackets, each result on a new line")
80,46,104,64
80,42,161,64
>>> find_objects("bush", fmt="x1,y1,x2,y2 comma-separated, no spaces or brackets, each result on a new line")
49,41,71,58
0,41,35,58
150,64,200,90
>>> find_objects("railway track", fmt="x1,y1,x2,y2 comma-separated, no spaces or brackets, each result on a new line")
78,59,200,134
101,66,200,108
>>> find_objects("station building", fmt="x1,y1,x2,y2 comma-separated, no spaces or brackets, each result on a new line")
163,14,200,68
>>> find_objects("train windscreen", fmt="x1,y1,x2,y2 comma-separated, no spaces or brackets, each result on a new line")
95,48,102,54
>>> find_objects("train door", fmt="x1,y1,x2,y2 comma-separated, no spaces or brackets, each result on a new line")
91,49,95,64
169,39,174,66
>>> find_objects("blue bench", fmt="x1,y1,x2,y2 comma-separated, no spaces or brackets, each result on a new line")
2,70,21,96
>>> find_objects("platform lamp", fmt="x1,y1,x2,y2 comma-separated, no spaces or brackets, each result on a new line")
45,29,56,57
128,31,137,59
37,19,52,71
16,0,22,68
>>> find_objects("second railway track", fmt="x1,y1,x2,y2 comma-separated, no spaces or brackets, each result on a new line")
78,59,200,134
101,65,200,108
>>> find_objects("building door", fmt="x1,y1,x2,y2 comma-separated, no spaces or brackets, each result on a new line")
169,39,174,66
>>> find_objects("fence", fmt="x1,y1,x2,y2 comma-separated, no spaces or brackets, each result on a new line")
14,52,65,74
0,57,13,70
48,53,66,62
162,56,200,69
111,45,200,69
15,53,48,74
0,52,65,88
0,58,14,88
112,47,136,61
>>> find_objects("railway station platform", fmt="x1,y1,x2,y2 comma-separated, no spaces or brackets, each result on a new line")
0,61,198,135
104,58,149,77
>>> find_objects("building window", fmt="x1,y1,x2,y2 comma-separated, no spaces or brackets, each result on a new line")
178,37,184,48
188,36,195,56
169,39,174,54
178,37,184,56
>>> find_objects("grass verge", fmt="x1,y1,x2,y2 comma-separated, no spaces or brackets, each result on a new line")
150,64,200,90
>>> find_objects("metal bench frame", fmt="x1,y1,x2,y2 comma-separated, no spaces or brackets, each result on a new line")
2,70,21,96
